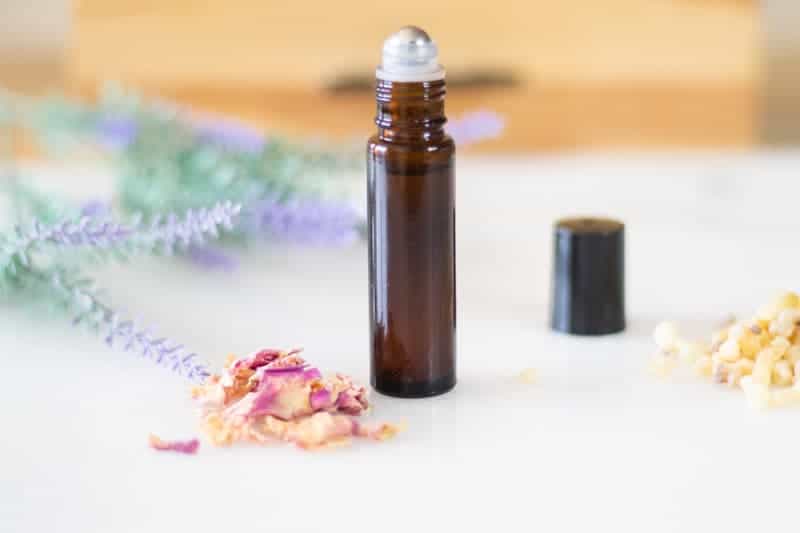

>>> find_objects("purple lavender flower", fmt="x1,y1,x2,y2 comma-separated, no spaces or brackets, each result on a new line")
1,202,243,382
95,117,139,149
187,245,239,272
8,219,133,268
6,201,241,265
135,202,242,256
39,266,212,381
245,195,359,245
189,115,266,154
94,105,266,154
447,110,505,146
79,199,112,218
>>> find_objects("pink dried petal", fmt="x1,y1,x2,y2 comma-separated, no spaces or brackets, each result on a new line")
268,384,316,420
249,352,313,384
238,381,282,419
192,376,226,409
310,388,333,410
148,434,200,454
263,353,307,370
261,365,308,375
284,412,357,450
243,348,282,369
255,368,321,390
240,371,319,420
235,347,304,371
353,421,403,441
302,367,322,381
335,391,365,415
328,374,369,415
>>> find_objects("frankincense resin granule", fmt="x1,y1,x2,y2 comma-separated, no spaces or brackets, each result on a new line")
651,291,800,409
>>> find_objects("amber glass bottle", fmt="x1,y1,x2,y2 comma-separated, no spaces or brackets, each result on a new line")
367,27,456,397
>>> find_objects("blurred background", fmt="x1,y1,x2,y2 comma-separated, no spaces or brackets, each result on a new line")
2,0,794,151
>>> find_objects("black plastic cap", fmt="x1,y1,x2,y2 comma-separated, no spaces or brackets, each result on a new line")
550,217,625,336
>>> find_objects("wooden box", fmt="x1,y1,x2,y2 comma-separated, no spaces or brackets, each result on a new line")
70,0,759,151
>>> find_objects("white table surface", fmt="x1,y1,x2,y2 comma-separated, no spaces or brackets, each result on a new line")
3,152,800,532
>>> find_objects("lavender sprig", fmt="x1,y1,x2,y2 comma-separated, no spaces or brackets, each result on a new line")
0,201,242,273
44,265,209,381
1,218,133,271
0,202,242,381
246,195,359,245
142,201,241,253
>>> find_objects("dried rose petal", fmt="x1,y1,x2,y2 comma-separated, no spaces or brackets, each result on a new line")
284,412,356,450
309,388,333,410
235,347,304,371
329,374,369,416
262,351,306,370
148,434,200,454
279,414,402,450
245,348,284,369
353,420,404,441
261,365,307,374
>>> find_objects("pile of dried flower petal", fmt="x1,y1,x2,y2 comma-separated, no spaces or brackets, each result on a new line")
651,291,800,409
192,348,400,450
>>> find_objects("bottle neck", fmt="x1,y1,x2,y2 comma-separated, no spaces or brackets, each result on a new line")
374,79,447,143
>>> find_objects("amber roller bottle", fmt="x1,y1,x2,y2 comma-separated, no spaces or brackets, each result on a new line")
367,26,456,397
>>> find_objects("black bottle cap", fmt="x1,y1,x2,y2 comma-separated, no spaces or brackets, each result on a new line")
550,217,625,335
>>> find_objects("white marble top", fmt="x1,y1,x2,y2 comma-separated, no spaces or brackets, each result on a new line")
3,152,799,532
